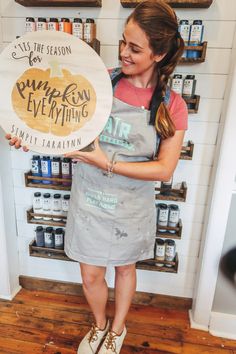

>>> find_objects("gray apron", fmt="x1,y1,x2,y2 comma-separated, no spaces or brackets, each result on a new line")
65,78,163,266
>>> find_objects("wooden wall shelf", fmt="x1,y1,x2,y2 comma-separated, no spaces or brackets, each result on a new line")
155,181,187,202
157,219,182,239
180,42,207,64
120,0,212,8
136,254,178,273
24,172,72,191
184,95,200,114
15,0,102,7
180,141,194,160
27,208,67,227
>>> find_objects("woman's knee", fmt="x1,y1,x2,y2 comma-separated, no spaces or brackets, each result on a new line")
80,263,106,289
115,264,136,278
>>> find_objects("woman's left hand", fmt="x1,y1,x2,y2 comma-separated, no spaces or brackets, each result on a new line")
64,138,109,171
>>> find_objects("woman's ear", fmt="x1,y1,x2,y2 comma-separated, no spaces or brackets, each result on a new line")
154,53,167,63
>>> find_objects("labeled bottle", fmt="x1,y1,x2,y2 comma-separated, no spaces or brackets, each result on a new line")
52,194,62,221
42,193,52,221
84,18,96,43
71,161,77,177
61,158,72,186
44,227,54,248
36,18,47,31
168,204,180,233
165,239,176,267
183,75,196,98
54,228,64,250
48,18,59,31
41,156,52,184
62,194,70,217
178,20,190,58
157,203,169,232
31,155,41,183
155,238,165,267
160,176,173,196
171,75,183,95
188,20,204,59
59,18,72,34
33,192,43,219
72,18,83,40
51,157,61,185
25,17,36,33
35,226,44,247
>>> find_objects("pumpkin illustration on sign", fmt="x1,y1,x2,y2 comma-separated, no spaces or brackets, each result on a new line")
11,62,97,136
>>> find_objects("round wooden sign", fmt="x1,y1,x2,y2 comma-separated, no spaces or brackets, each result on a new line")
0,31,113,154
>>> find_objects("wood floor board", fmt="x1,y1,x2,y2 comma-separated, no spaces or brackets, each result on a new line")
1,288,236,354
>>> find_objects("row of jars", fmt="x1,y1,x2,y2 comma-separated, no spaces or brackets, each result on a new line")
35,226,64,250
31,155,76,186
25,17,96,43
33,192,70,221
155,238,176,268
156,203,180,233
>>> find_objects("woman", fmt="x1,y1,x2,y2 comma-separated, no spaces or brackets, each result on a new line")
6,1,188,353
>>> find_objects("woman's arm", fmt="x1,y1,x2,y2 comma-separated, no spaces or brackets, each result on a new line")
65,130,185,182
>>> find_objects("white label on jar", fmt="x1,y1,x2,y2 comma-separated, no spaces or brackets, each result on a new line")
165,245,176,260
31,160,40,173
55,234,63,246
33,197,42,210
84,23,92,42
36,22,47,31
44,233,53,245
43,198,51,211
169,210,179,224
41,160,49,174
62,162,70,175
48,22,57,31
179,24,190,43
156,245,165,258
59,22,64,32
53,198,62,211
26,22,36,32
62,199,69,212
158,209,168,225
72,23,83,39
189,25,203,44
171,78,183,95
52,161,60,175
183,80,194,96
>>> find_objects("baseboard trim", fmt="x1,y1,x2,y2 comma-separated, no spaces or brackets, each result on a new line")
209,311,236,340
189,309,209,331
19,275,192,310
0,285,22,300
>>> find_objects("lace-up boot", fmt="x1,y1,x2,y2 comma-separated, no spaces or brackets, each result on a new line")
77,320,110,354
98,326,127,354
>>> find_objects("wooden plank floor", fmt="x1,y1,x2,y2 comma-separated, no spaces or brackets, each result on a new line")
0,288,236,353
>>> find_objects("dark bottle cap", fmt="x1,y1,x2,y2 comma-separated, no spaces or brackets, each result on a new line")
36,226,43,232
52,157,61,162
156,238,165,245
62,158,71,163
169,204,179,210
61,18,70,22
185,75,195,80
55,228,63,234
74,18,83,23
43,193,51,198
63,194,71,200
166,239,176,246
32,155,40,159
193,20,203,25
173,74,182,79
38,18,47,22
159,203,168,210
86,18,95,23
53,193,61,199
26,17,35,22
179,20,189,25
49,18,59,22
45,227,53,233
34,192,41,197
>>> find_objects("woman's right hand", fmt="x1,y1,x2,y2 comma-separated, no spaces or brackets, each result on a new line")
5,134,29,152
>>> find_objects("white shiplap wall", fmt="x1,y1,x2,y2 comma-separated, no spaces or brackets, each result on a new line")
1,0,236,298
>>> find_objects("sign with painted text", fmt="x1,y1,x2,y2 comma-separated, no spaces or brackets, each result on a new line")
0,31,113,154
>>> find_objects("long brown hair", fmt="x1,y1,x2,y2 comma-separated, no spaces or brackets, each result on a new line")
127,0,184,139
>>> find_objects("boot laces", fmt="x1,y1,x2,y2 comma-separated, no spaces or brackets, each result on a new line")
104,331,117,352
88,324,99,343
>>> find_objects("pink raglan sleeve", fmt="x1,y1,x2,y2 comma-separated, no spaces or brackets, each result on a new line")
168,90,188,130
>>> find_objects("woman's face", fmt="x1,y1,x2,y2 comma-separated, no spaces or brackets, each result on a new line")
120,19,164,81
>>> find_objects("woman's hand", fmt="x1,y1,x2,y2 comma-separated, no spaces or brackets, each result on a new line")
64,138,109,171
5,134,29,152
